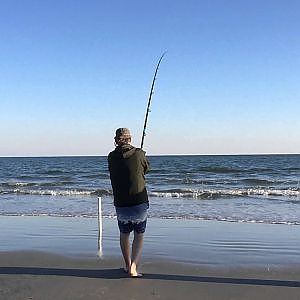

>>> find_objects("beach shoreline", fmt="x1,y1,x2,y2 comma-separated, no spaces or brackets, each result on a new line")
0,215,299,267
1,216,300,299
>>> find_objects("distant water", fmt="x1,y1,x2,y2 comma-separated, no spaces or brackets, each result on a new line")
0,155,299,225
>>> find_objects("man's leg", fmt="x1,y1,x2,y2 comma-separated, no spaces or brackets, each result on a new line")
120,232,131,272
129,231,144,277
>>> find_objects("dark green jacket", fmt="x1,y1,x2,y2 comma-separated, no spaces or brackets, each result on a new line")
108,144,150,207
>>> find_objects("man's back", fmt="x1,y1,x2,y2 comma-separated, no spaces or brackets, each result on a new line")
108,144,149,207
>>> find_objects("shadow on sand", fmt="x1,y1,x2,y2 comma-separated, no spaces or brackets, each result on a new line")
0,267,299,288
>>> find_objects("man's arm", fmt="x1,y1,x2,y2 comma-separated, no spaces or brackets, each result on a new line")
143,156,150,174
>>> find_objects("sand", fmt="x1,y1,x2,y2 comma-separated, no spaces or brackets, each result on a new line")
0,251,299,300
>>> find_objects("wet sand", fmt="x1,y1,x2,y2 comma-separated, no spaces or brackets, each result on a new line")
0,251,299,300
0,216,299,266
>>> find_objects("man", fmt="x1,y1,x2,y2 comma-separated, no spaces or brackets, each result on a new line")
108,128,150,277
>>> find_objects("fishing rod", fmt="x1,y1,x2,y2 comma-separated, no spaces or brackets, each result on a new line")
140,52,166,149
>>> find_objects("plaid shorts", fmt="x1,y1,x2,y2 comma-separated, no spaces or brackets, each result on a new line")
115,203,149,234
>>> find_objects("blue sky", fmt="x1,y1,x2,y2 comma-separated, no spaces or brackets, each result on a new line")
0,0,299,156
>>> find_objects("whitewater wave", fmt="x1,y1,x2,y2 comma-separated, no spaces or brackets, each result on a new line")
149,188,300,199
0,181,76,188
1,187,299,199
0,188,112,196
0,182,36,187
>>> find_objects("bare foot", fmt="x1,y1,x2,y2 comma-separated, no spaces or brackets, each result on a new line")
129,262,142,277
130,272,143,278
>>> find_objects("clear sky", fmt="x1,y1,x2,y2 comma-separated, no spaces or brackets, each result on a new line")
1,0,299,156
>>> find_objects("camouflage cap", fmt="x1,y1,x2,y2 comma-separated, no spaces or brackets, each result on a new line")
115,128,131,139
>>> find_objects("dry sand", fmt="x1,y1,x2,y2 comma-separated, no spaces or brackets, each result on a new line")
0,251,299,300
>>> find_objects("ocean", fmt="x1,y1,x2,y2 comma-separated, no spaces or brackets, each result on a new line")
0,155,299,225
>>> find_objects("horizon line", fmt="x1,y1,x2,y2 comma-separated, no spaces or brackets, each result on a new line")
0,152,299,158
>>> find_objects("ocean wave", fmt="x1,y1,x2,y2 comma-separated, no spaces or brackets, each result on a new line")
198,167,247,174
91,189,112,196
0,188,112,197
283,167,300,171
240,178,275,185
149,188,300,199
246,188,300,197
38,170,66,175
1,187,299,199
153,215,300,225
0,182,36,188
0,181,76,189
38,181,76,186
250,167,275,172
149,189,222,199
180,178,226,185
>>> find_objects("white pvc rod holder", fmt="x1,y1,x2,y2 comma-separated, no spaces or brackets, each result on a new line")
97,197,103,258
